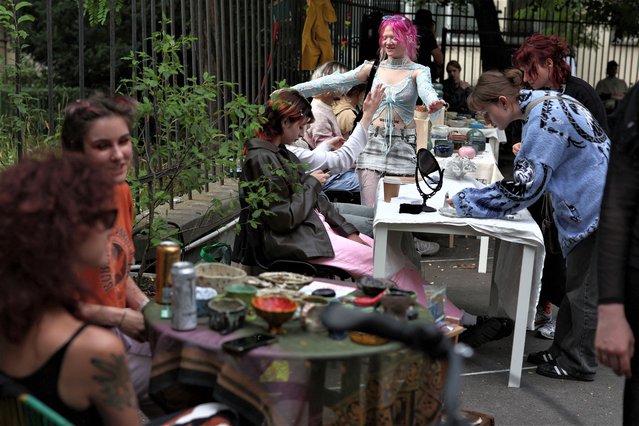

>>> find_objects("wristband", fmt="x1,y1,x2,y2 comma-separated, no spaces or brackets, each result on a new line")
138,299,150,312
117,309,128,328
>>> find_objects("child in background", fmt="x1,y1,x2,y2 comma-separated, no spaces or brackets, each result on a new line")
333,83,367,139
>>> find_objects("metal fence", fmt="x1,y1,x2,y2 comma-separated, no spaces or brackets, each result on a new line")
4,0,638,198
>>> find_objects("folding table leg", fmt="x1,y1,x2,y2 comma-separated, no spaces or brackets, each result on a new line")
478,236,489,273
488,239,501,316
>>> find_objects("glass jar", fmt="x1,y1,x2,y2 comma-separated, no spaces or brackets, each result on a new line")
448,132,466,151
430,125,449,151
466,128,486,153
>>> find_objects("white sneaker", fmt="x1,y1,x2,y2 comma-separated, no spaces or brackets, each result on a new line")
534,310,552,331
415,238,440,256
537,319,555,340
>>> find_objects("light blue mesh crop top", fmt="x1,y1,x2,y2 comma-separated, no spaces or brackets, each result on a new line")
292,59,439,128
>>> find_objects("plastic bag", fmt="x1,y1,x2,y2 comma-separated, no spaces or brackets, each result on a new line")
199,242,232,265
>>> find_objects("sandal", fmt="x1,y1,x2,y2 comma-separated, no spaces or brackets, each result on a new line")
527,350,556,365
459,316,514,348
536,362,594,381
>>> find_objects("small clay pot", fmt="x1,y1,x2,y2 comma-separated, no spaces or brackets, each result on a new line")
380,293,413,320
208,297,247,335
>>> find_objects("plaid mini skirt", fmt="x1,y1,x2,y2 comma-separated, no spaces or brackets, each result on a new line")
357,125,417,176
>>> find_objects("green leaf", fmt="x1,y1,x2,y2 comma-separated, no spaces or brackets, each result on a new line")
15,2,32,11
17,14,35,24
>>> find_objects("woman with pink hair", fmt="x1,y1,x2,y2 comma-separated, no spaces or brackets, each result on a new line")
293,14,447,207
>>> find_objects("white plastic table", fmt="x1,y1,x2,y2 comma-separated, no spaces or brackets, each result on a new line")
373,177,545,387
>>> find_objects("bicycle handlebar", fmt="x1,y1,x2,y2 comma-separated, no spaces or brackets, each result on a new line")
320,303,470,426
321,302,451,358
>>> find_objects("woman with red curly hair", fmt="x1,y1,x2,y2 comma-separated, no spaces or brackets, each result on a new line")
293,14,447,207
0,154,140,425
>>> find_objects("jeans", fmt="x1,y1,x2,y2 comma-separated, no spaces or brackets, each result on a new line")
333,202,374,237
323,168,360,192
549,232,598,379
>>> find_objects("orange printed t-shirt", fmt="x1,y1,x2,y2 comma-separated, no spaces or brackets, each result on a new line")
80,182,135,308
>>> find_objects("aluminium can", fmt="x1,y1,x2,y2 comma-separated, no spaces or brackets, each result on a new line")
171,261,198,331
155,241,181,304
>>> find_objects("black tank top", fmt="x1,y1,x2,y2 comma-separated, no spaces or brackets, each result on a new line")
4,324,103,425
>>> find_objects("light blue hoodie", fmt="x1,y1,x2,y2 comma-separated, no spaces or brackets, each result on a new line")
452,89,610,256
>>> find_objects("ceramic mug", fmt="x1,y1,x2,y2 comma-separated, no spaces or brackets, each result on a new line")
380,293,413,320
300,296,329,332
208,297,246,334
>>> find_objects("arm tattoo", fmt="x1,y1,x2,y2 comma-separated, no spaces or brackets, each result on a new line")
90,353,133,410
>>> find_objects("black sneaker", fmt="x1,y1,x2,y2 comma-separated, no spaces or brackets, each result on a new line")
536,362,594,381
459,316,514,348
527,350,556,365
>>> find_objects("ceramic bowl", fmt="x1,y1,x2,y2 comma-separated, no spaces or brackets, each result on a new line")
195,263,247,293
356,276,395,297
311,288,336,298
226,283,258,306
447,118,467,128
252,296,297,334
207,297,246,334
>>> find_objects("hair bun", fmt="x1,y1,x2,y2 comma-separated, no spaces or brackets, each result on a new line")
504,68,523,88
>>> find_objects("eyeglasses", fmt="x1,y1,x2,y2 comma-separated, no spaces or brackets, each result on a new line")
382,15,409,22
85,209,118,229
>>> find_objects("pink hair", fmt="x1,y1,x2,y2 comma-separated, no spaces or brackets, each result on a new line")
378,15,418,61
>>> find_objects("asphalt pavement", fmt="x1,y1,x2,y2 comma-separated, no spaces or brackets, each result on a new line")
419,231,624,425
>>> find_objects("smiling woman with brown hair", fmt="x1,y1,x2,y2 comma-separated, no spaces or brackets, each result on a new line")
0,154,140,425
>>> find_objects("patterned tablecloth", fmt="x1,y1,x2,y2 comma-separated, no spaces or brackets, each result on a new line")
145,292,445,425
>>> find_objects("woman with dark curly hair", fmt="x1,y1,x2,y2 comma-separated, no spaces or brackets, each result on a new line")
0,154,140,425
